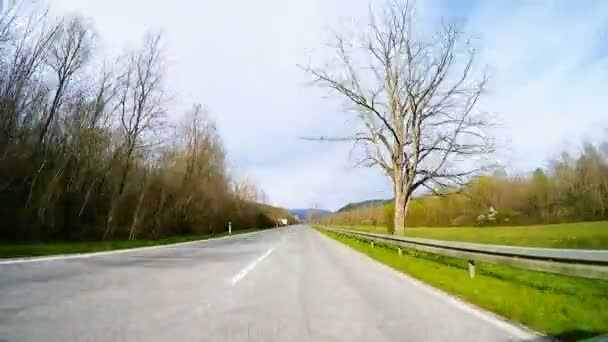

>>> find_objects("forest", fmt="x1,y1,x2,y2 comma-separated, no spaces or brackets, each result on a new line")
314,141,608,229
0,7,285,242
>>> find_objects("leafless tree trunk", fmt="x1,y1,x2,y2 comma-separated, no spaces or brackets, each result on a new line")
302,0,494,234
151,186,167,237
129,172,148,240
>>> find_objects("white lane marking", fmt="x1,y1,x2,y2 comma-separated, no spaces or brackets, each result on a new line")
230,247,276,286
0,229,282,265
314,229,539,340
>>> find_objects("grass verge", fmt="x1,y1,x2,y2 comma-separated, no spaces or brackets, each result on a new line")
0,229,260,259
317,228,608,341
340,221,608,249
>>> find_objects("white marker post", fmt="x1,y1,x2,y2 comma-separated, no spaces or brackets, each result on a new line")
468,260,475,278
228,221,232,235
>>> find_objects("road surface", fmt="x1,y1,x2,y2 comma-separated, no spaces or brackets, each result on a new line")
0,225,538,341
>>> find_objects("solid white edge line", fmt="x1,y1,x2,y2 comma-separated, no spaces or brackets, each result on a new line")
313,227,541,341
230,246,276,285
0,228,283,265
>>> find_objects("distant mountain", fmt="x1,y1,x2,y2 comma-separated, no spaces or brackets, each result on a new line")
289,209,332,221
336,198,392,212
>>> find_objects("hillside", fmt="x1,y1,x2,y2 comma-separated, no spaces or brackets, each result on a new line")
337,199,392,212
289,209,332,221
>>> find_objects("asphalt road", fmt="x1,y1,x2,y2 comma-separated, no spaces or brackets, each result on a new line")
0,225,539,342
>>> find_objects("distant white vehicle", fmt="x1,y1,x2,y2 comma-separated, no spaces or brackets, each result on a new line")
279,218,288,226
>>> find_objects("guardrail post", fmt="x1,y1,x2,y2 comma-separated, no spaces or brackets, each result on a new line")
370,241,374,248
398,248,402,256
468,260,475,278
228,221,232,235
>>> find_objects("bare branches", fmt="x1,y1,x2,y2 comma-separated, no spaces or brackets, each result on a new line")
303,0,494,232
303,64,401,145
0,8,57,136
114,31,166,159
39,16,93,146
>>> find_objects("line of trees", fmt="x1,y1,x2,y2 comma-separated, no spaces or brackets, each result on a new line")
314,141,608,228
0,5,282,241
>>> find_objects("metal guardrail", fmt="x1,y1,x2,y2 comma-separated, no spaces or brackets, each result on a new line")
319,226,608,280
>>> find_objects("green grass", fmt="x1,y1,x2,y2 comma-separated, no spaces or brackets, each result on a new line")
339,221,608,249
318,228,608,341
0,229,260,259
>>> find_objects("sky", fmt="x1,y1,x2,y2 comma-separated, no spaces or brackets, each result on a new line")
47,0,608,211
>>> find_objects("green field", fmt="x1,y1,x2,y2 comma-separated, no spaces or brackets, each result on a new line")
340,221,608,249
318,228,608,341
0,229,259,259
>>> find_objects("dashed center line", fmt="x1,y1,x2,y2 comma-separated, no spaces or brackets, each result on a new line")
230,246,276,285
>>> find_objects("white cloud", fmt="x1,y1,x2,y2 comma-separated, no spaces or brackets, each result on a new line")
48,0,608,210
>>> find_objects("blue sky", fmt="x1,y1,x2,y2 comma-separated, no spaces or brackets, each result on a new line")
49,0,608,211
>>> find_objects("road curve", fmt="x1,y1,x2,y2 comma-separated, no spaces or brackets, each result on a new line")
0,225,538,341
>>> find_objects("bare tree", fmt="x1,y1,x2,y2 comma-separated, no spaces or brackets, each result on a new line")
39,16,92,146
75,67,120,217
302,0,494,234
1,12,61,209
31,17,95,226
105,31,166,239
175,104,221,225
